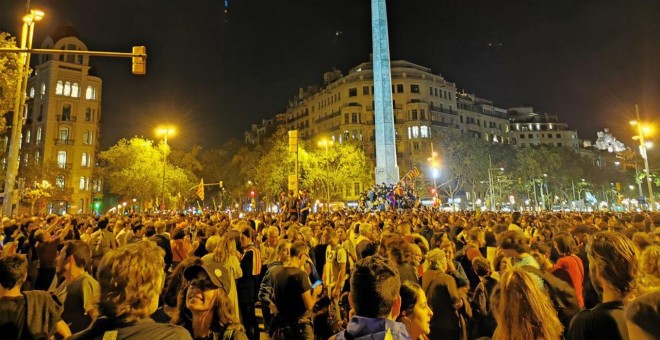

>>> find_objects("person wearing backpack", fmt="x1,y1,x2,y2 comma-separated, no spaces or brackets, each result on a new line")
89,218,116,272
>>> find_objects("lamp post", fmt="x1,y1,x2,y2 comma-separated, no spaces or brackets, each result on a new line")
156,126,175,211
427,143,439,202
630,105,655,211
2,9,44,216
318,138,334,212
487,156,503,211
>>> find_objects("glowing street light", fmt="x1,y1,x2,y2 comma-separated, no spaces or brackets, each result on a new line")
156,126,176,210
630,107,655,211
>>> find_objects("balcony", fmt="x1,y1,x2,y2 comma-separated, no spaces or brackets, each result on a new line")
55,138,75,145
57,115,77,122
315,111,341,124
57,162,73,170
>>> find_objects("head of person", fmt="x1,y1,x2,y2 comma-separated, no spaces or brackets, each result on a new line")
639,245,660,287
164,257,204,308
633,232,654,252
408,243,423,267
493,251,512,273
350,255,401,320
553,232,577,256
172,228,186,240
96,241,165,322
397,281,433,338
426,248,448,272
439,239,456,262
385,236,408,266
467,228,486,248
472,256,491,278
625,290,660,340
266,226,279,245
212,236,237,265
0,254,27,290
289,241,309,267
491,267,563,340
275,239,291,262
498,230,530,258
56,240,92,276
587,231,639,300
323,227,339,246
175,262,242,332
239,226,255,248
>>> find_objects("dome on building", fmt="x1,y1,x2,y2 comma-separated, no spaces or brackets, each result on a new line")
49,24,80,43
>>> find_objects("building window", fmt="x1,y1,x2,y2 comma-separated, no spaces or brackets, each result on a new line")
421,126,429,138
411,109,418,120
556,133,562,138
80,176,87,190
528,134,533,139
352,113,358,124
35,151,40,163
85,108,92,121
36,127,42,144
397,84,404,93
56,80,64,95
348,88,357,97
520,134,525,139
85,86,96,100
412,126,419,138
82,152,89,167
59,127,69,141
420,109,426,120
40,83,46,98
57,151,67,168
62,104,72,120
413,142,420,150
362,86,369,95
410,84,420,93
55,175,65,188
344,113,349,124
29,87,35,98
25,130,31,144
71,82,80,97
84,130,93,145
64,81,71,96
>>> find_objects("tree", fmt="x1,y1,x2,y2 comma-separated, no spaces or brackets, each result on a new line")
0,32,19,123
99,137,197,210
22,180,53,215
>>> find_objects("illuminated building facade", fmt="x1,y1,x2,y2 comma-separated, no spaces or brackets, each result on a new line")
18,27,102,214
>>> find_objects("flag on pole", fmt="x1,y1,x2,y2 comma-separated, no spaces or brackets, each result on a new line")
196,178,205,201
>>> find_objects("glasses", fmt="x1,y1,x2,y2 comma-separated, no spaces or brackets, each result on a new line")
190,278,216,291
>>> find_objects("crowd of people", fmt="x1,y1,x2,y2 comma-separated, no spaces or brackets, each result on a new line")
1,207,660,340
358,183,417,210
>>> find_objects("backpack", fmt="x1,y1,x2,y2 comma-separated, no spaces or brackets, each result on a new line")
521,265,580,328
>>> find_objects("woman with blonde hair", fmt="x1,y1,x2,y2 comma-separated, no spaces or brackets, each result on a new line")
202,235,243,318
421,248,463,340
491,267,563,340
639,245,660,291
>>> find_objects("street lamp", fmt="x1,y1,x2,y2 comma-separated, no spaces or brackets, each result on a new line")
318,138,334,211
2,9,44,216
156,126,175,211
487,155,503,211
630,106,655,211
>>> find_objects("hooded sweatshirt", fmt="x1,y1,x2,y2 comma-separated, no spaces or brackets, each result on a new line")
332,316,411,340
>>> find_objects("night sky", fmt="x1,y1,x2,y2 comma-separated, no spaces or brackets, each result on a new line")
1,0,658,150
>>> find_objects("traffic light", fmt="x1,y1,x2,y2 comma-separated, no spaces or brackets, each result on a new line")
132,46,146,75
250,190,255,198
219,181,223,188
431,188,436,195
